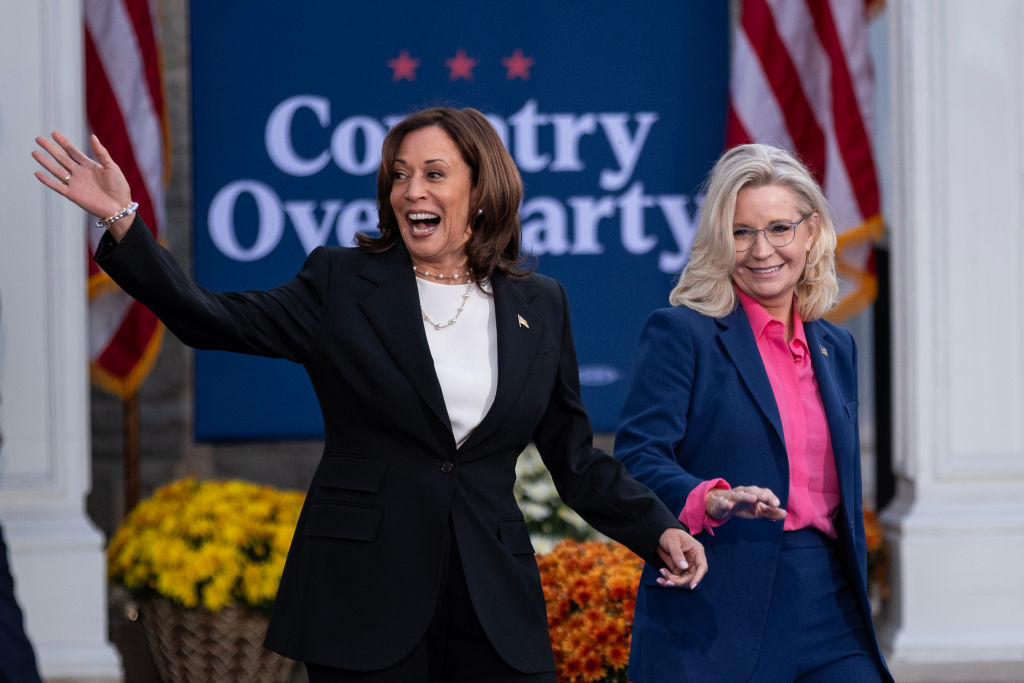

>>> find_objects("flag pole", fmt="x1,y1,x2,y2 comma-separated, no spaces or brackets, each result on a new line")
123,392,140,513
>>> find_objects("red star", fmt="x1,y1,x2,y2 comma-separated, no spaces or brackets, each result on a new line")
501,49,534,80
445,49,477,81
387,50,420,81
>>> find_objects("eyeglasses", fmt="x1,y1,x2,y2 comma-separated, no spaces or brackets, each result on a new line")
733,214,810,252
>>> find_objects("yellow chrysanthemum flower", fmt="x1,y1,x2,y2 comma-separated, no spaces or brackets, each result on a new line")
107,478,304,613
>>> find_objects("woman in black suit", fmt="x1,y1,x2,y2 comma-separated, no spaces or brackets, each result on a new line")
33,107,706,683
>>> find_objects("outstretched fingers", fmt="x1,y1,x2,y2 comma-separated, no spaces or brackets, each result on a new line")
32,136,75,191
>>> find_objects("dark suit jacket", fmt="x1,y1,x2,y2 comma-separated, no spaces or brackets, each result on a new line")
615,304,890,682
96,218,683,673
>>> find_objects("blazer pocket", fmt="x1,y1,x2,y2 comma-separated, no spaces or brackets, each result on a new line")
314,455,387,497
844,400,859,420
498,519,536,556
304,502,382,542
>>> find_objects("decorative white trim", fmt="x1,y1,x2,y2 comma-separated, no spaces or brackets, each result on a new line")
0,0,121,678
883,0,1024,666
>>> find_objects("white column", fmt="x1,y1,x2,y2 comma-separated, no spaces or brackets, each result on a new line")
0,0,121,679
882,0,1024,663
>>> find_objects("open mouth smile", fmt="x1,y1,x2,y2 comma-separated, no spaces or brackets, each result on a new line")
406,212,441,235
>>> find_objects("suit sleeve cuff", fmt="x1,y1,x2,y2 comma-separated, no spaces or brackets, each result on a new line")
680,478,730,535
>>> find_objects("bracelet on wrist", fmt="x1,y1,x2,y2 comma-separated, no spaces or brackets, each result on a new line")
95,201,139,230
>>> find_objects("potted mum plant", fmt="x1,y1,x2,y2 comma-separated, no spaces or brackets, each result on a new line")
521,446,891,679
106,478,304,683
537,539,642,683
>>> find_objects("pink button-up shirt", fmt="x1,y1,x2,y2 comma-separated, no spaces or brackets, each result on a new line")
680,290,840,537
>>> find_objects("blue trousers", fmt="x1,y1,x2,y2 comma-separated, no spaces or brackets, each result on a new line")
0,526,41,683
748,529,887,682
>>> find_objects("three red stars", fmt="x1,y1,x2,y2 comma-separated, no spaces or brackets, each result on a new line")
387,49,534,82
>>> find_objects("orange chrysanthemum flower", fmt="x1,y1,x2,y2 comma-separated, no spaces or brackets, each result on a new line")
538,539,642,683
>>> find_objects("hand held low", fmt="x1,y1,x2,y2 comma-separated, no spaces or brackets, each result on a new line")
655,528,708,589
706,486,786,523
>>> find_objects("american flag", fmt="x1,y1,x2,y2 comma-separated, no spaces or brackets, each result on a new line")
727,0,883,319
84,0,167,397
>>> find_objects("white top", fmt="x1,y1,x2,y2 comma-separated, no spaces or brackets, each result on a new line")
415,277,498,447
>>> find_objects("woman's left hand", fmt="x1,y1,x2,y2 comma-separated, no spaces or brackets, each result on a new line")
655,528,707,589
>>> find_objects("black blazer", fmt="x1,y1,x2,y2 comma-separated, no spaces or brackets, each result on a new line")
96,218,683,673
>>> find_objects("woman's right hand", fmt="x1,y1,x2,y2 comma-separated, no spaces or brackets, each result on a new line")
706,485,787,523
32,132,136,242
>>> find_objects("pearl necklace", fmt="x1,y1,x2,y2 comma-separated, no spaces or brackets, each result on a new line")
421,281,473,330
412,264,471,282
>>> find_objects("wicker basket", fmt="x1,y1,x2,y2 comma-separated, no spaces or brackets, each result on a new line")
142,598,294,683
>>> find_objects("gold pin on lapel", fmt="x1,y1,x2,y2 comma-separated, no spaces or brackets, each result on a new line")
517,314,529,329
820,345,828,357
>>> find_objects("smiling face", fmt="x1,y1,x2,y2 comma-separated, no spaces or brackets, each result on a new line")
389,126,475,275
731,183,818,321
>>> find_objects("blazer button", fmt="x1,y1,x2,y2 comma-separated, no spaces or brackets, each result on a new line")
440,461,455,473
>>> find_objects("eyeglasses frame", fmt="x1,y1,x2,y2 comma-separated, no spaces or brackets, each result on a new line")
733,213,812,252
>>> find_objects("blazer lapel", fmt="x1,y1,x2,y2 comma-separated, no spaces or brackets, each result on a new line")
716,306,787,448
804,322,856,502
459,273,545,451
357,246,452,432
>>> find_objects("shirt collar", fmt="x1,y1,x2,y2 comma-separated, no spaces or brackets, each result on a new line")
736,287,808,353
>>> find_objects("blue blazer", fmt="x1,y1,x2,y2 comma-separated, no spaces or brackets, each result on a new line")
615,303,888,682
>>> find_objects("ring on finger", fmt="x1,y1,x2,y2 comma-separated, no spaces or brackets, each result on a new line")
63,173,71,185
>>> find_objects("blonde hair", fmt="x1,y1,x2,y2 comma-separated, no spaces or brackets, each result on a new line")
669,143,838,320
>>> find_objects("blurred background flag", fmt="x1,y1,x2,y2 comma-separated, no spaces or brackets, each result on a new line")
727,0,883,319
84,0,168,397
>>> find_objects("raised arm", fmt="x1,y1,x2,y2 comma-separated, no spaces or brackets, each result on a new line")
33,131,327,363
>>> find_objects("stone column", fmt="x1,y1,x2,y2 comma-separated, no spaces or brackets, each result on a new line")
881,0,1024,663
0,0,122,679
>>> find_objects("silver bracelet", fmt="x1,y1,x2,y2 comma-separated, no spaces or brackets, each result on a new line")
95,201,139,230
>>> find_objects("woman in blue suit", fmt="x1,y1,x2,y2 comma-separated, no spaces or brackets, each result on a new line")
615,144,891,682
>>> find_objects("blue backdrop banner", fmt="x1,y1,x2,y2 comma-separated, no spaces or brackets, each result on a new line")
190,1,728,440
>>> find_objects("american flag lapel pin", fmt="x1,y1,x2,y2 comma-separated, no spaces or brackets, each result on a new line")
517,314,529,329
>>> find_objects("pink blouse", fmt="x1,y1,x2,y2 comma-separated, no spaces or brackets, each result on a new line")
680,290,840,537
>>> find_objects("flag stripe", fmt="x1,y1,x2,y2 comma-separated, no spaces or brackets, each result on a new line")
741,0,827,181
84,0,167,398
728,30,795,151
726,101,753,147
809,0,880,218
85,3,165,229
122,0,164,122
729,0,883,320
96,303,160,377
833,0,877,129
84,26,158,233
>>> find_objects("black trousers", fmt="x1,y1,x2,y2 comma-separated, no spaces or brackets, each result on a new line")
0,526,41,683
306,523,556,683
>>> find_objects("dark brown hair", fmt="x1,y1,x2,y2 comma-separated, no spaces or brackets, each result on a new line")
357,107,530,282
